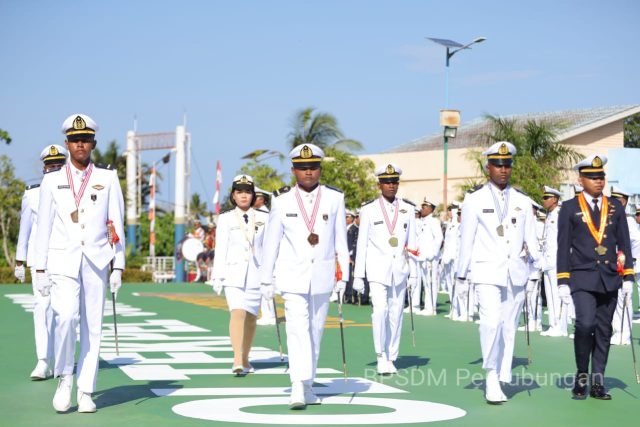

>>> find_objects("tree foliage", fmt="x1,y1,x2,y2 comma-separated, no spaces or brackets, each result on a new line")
287,107,363,152
459,115,581,202
138,211,176,257
624,113,640,148
0,156,25,267
0,129,11,145
189,193,208,220
314,147,379,210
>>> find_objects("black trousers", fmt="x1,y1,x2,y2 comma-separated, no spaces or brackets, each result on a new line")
571,288,618,383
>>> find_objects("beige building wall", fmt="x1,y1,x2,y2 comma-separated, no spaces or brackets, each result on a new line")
360,119,626,207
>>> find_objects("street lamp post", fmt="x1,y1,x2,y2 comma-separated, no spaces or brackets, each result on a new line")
427,36,486,211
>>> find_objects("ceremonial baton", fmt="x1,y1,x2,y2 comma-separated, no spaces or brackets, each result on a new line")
408,280,416,347
107,220,120,356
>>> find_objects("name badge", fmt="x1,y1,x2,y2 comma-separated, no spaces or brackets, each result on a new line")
286,213,298,217
482,209,494,213
374,221,383,225
58,185,70,189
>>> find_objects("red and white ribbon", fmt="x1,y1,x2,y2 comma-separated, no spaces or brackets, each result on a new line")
379,196,399,236
295,185,322,233
66,163,94,208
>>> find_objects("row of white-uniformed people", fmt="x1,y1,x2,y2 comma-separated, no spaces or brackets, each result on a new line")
14,114,126,414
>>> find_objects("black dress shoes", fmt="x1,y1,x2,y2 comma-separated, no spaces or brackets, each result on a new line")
571,373,588,399
590,383,612,400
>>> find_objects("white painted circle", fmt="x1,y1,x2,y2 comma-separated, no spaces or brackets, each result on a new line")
172,396,466,424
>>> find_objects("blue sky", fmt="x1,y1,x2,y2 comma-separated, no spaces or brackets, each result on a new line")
1,0,638,211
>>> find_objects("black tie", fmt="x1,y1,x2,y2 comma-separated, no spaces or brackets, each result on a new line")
592,199,600,223
243,214,248,224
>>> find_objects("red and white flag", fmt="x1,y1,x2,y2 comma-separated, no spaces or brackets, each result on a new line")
149,164,156,257
212,160,222,214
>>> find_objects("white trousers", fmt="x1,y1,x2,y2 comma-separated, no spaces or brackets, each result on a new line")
259,296,276,320
442,261,455,296
611,289,633,343
475,281,525,383
30,267,54,362
281,291,330,384
50,255,108,393
524,279,542,327
543,269,561,329
370,280,406,361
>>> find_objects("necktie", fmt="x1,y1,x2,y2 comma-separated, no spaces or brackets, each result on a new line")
243,213,248,224
592,199,600,223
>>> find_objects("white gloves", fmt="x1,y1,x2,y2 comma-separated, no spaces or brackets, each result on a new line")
407,277,417,289
110,269,122,297
335,280,346,293
353,278,365,293
14,265,25,283
212,279,223,296
558,284,572,304
622,280,633,297
261,283,274,300
35,271,51,297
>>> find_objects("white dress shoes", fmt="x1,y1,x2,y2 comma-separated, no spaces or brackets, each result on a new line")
30,360,52,380
52,374,73,412
289,381,306,409
77,390,97,413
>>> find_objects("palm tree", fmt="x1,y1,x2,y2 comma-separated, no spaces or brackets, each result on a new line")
287,107,363,152
189,192,209,220
466,115,583,202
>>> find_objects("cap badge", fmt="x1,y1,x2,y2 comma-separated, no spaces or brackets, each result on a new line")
301,145,313,159
592,156,602,167
49,146,58,155
239,175,249,184
498,143,509,155
386,164,395,174
73,115,87,130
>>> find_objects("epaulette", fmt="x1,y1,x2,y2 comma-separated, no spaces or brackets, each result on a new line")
94,163,115,170
402,198,416,207
26,184,40,191
273,186,291,197
44,165,63,174
323,184,343,193
219,207,234,215
361,198,376,207
467,184,483,194
256,207,269,214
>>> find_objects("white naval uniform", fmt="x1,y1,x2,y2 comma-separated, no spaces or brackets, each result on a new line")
611,214,640,344
457,183,541,382
256,205,276,322
34,162,125,393
213,206,269,316
541,206,566,334
354,197,417,362
259,184,349,384
523,219,544,331
442,219,467,320
16,183,55,364
413,214,443,313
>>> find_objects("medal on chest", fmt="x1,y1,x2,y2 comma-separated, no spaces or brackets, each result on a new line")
379,197,399,247
295,186,322,246
66,164,93,223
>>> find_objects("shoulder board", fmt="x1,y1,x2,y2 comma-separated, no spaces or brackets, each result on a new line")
94,163,115,170
26,183,40,191
219,207,234,215
361,198,376,207
256,207,269,214
513,187,529,197
44,165,63,174
467,184,484,194
323,184,343,193
273,186,291,197
402,198,416,207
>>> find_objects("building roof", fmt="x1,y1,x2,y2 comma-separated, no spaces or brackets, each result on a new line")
385,105,640,153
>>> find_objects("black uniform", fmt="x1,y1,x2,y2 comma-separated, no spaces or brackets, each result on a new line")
557,193,634,385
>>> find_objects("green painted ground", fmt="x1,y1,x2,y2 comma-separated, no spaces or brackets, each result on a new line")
1,283,639,426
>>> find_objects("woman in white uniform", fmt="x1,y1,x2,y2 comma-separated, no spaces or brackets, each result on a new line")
212,174,269,375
